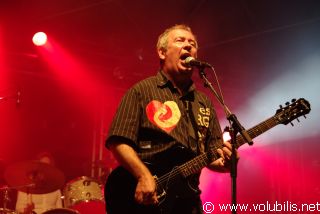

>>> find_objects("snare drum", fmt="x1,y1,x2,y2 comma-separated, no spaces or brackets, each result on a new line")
42,208,79,214
63,176,105,214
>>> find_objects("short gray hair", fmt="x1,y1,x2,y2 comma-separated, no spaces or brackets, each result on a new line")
157,24,198,51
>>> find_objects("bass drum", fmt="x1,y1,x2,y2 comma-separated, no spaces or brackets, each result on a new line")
42,208,79,214
63,176,105,214
0,208,17,214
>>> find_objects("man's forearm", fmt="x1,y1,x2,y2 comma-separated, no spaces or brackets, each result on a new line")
109,143,153,179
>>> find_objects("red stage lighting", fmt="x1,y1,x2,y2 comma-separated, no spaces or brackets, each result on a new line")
32,32,47,46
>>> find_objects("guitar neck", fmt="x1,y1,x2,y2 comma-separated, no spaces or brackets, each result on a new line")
178,114,282,178
157,95,311,186
234,115,280,149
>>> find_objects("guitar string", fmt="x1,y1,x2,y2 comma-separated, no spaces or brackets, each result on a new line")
156,145,219,185
156,116,278,185
155,109,286,186
157,115,279,184
156,102,304,189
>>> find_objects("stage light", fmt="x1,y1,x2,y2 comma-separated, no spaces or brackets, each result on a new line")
32,32,47,46
223,130,231,142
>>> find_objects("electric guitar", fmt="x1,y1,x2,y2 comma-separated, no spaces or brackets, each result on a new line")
105,98,311,214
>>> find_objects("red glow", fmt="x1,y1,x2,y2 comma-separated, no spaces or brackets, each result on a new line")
0,25,7,87
200,141,319,212
35,38,104,114
0,24,22,161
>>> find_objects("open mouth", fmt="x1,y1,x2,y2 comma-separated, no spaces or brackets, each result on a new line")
179,53,192,67
180,53,191,61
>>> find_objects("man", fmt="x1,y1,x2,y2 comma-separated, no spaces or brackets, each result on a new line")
105,24,238,214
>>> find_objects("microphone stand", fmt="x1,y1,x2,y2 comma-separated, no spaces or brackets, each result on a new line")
198,66,253,214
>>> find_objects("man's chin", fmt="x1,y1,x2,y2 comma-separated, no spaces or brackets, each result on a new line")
180,67,193,74
179,64,193,71
178,68,194,79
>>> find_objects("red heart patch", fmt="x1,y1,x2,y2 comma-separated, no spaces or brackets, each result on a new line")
146,100,181,133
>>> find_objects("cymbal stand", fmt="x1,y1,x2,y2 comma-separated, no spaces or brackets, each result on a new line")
0,185,11,210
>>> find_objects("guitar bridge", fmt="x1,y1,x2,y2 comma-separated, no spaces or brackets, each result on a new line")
157,189,166,200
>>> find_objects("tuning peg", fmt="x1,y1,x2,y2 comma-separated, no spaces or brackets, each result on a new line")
296,118,300,122
291,98,296,102
290,122,294,126
285,102,290,106
279,105,283,109
304,115,307,119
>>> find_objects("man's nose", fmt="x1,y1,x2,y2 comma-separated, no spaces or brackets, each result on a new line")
183,42,192,51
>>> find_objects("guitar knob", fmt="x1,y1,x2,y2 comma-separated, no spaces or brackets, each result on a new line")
285,102,290,106
291,98,296,102
279,105,283,109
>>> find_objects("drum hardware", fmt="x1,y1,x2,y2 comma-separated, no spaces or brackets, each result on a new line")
0,185,17,214
90,160,113,184
42,208,79,214
3,160,65,213
63,176,105,214
0,208,17,214
0,185,10,211
4,160,65,194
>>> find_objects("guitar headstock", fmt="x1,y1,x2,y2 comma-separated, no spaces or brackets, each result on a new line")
276,98,311,125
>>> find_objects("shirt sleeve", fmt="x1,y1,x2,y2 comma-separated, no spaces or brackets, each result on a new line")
106,87,141,149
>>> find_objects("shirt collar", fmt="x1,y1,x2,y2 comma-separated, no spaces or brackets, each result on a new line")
156,70,169,87
156,70,196,94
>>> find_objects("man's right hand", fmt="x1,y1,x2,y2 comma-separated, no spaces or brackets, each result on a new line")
135,174,158,205
109,141,159,205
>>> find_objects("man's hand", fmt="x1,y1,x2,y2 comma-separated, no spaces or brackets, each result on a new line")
135,174,158,205
109,141,159,205
208,141,240,172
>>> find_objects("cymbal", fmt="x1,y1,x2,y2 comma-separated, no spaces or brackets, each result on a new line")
4,160,65,194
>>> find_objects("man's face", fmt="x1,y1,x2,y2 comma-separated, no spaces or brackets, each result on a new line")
158,29,198,78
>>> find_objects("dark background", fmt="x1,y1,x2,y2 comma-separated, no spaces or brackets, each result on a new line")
0,0,319,212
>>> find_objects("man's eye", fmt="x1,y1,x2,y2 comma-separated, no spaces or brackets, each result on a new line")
189,41,197,47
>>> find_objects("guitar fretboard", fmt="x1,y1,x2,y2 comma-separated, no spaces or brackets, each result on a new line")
156,98,310,189
158,113,282,187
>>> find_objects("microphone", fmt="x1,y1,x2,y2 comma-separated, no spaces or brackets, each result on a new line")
185,57,212,68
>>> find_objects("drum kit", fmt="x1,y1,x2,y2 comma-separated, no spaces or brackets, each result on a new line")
0,161,106,214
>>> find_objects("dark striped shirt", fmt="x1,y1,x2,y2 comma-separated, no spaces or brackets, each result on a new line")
106,70,223,161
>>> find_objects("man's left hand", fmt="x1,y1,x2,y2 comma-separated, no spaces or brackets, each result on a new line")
208,141,240,172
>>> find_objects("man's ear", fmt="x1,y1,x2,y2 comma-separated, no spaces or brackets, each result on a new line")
157,48,166,60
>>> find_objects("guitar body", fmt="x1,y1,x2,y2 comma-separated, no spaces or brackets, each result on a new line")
105,145,200,214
